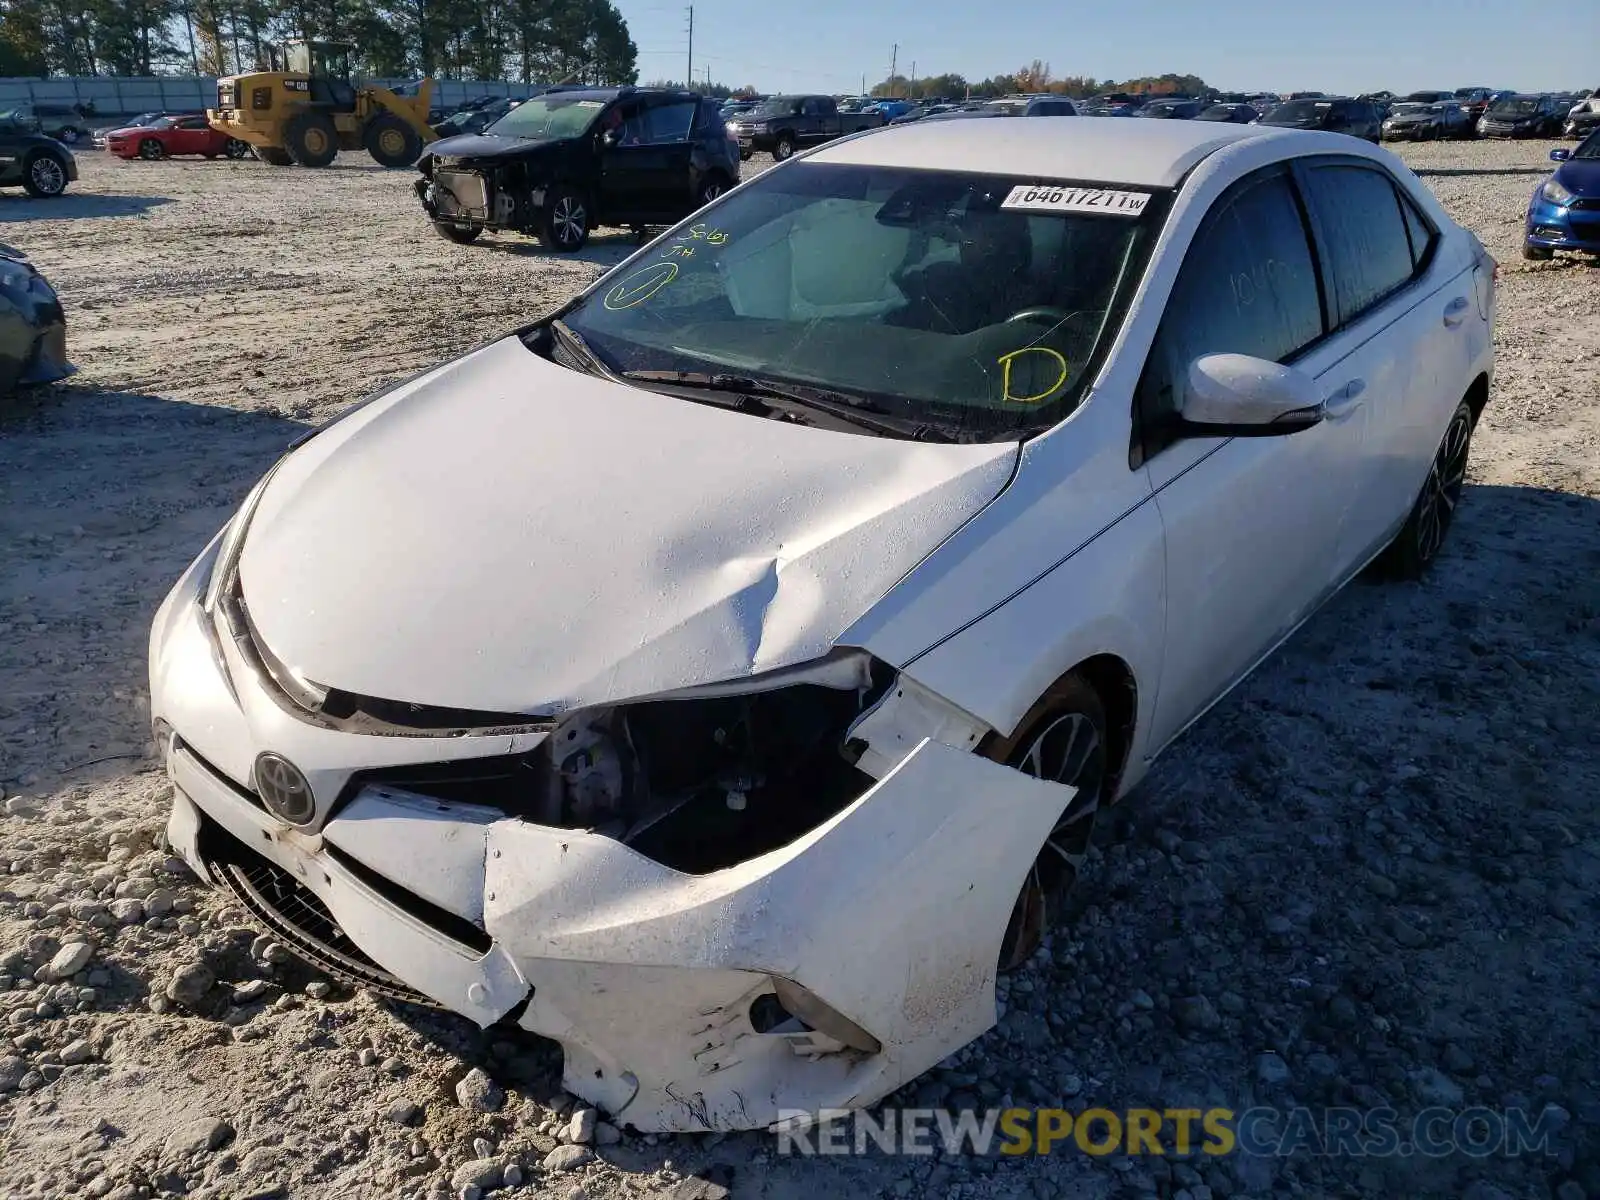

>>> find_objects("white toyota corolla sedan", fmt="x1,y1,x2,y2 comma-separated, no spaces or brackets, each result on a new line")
150,118,1496,1131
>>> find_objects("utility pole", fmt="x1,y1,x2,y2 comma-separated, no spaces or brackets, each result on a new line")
889,44,897,97
685,5,693,90
910,60,916,98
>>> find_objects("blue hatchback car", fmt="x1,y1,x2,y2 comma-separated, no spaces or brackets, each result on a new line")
1525,130,1600,260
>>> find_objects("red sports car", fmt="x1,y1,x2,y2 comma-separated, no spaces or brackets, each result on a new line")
107,114,250,161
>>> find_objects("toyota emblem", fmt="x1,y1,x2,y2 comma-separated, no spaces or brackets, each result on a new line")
254,752,314,824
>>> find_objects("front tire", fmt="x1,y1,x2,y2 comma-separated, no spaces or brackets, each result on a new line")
538,187,589,252
364,113,423,168
772,133,796,161
431,221,482,245
225,139,251,159
1521,243,1553,261
986,675,1110,972
22,153,69,197
138,138,165,160
284,112,338,167
1377,400,1475,580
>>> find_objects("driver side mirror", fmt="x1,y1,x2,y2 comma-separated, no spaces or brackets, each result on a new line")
1173,353,1324,437
600,128,620,148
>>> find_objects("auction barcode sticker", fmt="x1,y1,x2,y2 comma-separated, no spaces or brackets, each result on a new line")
1000,184,1151,217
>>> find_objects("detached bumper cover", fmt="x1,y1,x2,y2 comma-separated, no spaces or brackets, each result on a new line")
151,544,1073,1132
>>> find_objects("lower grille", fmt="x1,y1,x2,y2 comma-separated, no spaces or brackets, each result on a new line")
203,828,437,1006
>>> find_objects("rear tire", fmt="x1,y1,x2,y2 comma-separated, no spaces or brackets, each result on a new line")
257,146,293,166
431,220,482,245
364,113,424,168
538,187,589,252
986,674,1110,972
696,173,728,208
21,153,69,197
284,112,338,167
1376,400,1475,581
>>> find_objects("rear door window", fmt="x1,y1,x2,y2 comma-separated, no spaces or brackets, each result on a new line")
643,100,697,144
1301,163,1422,325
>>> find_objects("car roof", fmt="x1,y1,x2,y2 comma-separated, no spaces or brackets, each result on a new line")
806,117,1291,188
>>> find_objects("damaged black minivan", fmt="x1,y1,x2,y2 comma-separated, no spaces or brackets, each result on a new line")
415,86,742,251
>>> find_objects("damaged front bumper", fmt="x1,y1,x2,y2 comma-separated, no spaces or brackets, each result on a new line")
416,165,540,234
151,537,1074,1132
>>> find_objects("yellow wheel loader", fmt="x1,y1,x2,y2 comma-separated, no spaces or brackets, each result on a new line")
208,41,437,168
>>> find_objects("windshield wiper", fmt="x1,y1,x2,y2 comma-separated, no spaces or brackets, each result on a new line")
549,319,614,377
620,371,954,442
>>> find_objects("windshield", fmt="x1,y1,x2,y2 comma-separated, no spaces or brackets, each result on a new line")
559,163,1159,440
749,98,799,117
1392,103,1430,115
1268,100,1331,122
1490,98,1539,115
1575,130,1600,160
487,95,609,140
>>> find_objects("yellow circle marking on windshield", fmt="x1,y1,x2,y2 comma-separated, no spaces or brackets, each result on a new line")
603,261,679,310
998,346,1070,404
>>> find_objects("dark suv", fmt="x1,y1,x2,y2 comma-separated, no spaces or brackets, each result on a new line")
416,87,741,251
1478,94,1566,138
1259,97,1382,143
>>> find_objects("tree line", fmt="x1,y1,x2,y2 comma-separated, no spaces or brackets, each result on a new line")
871,62,1210,101
0,0,639,85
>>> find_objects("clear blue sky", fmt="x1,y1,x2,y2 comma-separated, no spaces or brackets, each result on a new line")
620,0,1598,95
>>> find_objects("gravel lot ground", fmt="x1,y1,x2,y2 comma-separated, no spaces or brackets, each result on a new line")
1,137,1596,1200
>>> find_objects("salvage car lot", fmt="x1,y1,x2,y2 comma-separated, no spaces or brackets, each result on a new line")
1,139,1598,1199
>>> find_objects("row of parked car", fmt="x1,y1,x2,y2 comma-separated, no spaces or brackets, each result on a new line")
740,86,1600,143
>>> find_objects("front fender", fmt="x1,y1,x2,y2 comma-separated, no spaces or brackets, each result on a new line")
887,497,1166,786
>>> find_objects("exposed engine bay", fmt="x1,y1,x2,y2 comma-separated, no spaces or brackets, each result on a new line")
417,158,540,234
358,653,896,873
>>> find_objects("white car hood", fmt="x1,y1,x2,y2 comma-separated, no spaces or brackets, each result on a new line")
239,336,1017,714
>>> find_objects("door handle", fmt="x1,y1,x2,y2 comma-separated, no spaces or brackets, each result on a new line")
1443,296,1471,327
1322,379,1366,420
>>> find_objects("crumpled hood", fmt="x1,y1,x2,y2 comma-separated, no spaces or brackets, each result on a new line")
428,132,568,163
238,337,1017,714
